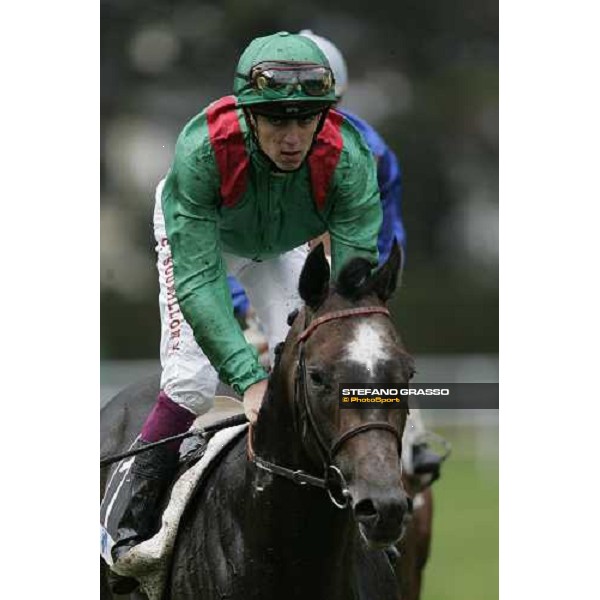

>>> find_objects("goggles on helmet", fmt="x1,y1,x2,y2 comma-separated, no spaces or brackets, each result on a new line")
236,61,335,99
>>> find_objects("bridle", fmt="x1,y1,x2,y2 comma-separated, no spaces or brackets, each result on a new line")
251,306,404,510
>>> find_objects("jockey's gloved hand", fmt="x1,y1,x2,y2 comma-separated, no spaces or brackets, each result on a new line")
243,378,268,425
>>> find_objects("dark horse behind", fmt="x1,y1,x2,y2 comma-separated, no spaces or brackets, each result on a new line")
101,243,430,600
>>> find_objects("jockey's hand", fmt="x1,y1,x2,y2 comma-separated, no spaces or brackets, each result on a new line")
243,378,268,425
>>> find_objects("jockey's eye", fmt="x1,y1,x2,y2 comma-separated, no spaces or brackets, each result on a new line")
298,115,318,127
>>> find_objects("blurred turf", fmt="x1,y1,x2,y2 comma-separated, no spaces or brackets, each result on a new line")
421,427,498,600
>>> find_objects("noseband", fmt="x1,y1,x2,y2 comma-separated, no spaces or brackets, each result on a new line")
252,306,404,509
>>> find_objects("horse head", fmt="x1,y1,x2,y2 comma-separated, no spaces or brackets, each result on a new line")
254,242,413,549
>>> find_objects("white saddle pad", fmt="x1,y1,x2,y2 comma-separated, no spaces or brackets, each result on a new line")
100,422,247,600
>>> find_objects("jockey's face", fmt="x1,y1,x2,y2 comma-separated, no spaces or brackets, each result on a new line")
253,113,321,171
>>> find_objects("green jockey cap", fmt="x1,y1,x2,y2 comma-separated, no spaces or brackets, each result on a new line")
234,31,337,118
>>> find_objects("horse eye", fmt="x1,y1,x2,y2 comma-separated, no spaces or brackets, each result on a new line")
309,369,329,389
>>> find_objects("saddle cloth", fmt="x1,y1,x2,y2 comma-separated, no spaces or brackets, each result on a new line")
100,421,248,600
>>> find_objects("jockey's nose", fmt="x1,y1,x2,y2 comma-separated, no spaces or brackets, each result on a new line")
281,122,302,145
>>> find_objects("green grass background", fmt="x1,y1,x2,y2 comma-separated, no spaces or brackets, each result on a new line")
421,425,499,600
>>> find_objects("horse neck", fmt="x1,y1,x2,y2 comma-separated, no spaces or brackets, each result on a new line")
252,362,306,466
248,366,359,597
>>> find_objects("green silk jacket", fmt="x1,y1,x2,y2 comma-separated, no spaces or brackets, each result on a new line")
161,96,382,394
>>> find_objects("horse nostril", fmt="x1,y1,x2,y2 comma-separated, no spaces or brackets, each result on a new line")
406,496,413,514
354,498,378,524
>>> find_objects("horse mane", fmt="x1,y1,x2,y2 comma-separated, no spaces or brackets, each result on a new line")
269,342,285,379
334,256,376,300
263,341,285,409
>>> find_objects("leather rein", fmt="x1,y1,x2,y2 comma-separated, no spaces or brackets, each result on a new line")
250,306,403,509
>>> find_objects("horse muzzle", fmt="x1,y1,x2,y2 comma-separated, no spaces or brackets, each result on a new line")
352,486,413,549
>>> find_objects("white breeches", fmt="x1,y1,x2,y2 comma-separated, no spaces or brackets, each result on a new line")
153,179,307,416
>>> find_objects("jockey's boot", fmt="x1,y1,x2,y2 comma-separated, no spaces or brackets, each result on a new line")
111,440,179,561
108,440,179,593
411,442,444,486
403,408,450,490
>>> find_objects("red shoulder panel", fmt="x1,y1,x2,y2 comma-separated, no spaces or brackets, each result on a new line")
308,109,344,211
206,96,249,208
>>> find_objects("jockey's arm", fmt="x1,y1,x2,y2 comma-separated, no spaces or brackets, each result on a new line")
376,146,406,262
161,129,267,396
327,137,382,279
337,110,406,264
311,148,403,266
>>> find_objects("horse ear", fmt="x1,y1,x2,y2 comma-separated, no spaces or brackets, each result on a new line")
299,243,330,309
372,240,403,302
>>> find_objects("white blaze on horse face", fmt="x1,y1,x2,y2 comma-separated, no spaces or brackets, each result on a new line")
345,321,390,375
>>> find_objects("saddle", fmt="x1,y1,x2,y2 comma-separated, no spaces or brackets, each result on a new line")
100,400,248,600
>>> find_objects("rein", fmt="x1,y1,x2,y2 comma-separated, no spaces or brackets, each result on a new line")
250,305,403,510
100,413,248,468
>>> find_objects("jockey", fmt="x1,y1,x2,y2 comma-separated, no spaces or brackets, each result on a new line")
299,30,446,486
110,31,384,576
